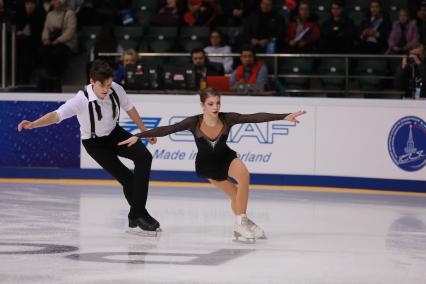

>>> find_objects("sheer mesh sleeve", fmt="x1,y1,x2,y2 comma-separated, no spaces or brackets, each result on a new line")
224,112,290,126
135,116,197,138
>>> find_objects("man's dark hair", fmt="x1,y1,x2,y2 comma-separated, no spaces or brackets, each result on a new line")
89,59,114,82
370,0,383,7
240,45,256,57
190,47,206,57
331,0,344,8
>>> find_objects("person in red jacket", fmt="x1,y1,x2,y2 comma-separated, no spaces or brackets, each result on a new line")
183,0,219,26
284,0,320,53
230,46,268,91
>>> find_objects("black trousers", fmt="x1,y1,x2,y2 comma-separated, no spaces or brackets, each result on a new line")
82,125,153,219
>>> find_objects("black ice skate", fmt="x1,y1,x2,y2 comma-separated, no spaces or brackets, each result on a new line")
127,215,161,237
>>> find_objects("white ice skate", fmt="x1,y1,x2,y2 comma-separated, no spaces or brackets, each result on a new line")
247,218,267,239
233,214,256,244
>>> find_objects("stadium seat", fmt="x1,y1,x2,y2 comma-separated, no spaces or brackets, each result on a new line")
132,0,157,11
318,58,346,90
386,0,408,22
79,26,102,51
132,0,158,27
145,27,178,52
316,10,330,25
354,59,387,90
179,27,210,52
311,0,333,13
115,27,144,50
346,0,369,11
279,58,313,89
275,1,291,21
347,9,365,26
172,56,192,67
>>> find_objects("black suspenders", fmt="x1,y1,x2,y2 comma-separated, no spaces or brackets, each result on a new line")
83,87,120,139
110,90,120,121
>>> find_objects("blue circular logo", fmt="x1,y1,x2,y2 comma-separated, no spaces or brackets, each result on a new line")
388,116,426,172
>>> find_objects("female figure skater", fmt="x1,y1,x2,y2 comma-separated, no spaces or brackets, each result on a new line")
118,88,306,242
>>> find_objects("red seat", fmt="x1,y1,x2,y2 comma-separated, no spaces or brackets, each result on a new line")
207,76,231,92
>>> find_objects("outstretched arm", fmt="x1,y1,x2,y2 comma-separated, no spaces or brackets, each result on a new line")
118,116,195,147
226,111,306,125
126,107,157,145
17,112,60,131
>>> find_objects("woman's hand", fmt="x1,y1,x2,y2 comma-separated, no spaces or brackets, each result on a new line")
17,120,34,131
285,110,306,123
117,136,139,147
147,137,157,145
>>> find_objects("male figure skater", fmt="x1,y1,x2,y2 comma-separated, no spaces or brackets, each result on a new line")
17,59,160,235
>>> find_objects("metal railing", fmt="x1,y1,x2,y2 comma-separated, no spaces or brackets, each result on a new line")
99,52,405,97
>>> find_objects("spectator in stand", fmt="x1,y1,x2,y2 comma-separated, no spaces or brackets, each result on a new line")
230,45,268,91
218,0,259,26
408,0,422,19
285,0,297,11
284,0,320,53
41,0,52,13
357,0,391,54
183,0,219,27
14,0,46,84
40,0,77,78
243,0,286,53
204,30,234,74
416,2,426,45
387,8,419,54
190,48,224,89
319,0,356,53
395,44,425,98
151,0,181,26
114,48,139,86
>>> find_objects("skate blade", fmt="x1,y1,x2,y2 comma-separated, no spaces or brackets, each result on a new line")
256,233,267,240
232,237,256,244
233,232,256,244
126,227,161,237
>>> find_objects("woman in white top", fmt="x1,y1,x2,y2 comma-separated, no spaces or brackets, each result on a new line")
204,30,234,74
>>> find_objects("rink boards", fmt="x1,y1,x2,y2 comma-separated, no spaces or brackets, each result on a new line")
0,93,425,191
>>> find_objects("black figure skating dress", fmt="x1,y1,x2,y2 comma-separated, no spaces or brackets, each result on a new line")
135,112,290,181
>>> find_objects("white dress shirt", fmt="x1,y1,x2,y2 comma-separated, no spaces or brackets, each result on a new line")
55,82,134,139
